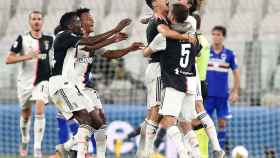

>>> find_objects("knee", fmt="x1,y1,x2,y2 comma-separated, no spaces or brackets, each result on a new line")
218,119,226,129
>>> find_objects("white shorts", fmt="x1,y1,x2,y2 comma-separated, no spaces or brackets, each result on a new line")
31,81,49,104
17,81,49,109
50,84,93,120
160,87,197,122
145,62,162,108
81,88,103,110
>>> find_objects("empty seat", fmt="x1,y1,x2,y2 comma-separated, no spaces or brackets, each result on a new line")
108,0,138,17
17,0,44,11
227,13,255,41
268,0,280,13
79,0,106,18
259,13,280,41
201,12,228,34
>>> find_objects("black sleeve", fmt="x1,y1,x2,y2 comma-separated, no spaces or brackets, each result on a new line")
56,32,81,49
10,35,23,54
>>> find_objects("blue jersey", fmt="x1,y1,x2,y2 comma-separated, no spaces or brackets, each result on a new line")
206,47,238,98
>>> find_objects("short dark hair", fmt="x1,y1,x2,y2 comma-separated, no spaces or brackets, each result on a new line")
171,4,188,23
59,11,77,29
145,0,155,9
76,8,90,18
193,14,201,30
212,25,227,37
29,10,43,19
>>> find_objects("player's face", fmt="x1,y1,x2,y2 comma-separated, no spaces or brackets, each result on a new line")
71,16,82,34
212,30,225,45
29,13,43,32
155,0,169,12
80,12,94,34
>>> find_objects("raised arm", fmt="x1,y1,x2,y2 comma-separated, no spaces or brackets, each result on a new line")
102,42,144,60
143,34,166,57
85,18,132,44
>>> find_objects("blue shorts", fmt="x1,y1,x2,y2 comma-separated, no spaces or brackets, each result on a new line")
205,96,232,119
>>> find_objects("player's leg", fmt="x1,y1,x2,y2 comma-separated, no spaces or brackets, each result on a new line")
179,94,200,158
51,88,98,158
216,98,232,151
31,81,50,157
19,106,32,156
160,87,188,158
144,75,162,156
83,88,107,158
18,89,32,156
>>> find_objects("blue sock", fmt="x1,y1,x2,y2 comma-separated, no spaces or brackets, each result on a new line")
218,129,226,149
69,120,79,135
57,117,69,144
91,134,97,155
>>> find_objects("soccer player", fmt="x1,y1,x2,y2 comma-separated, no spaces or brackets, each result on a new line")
139,0,197,157
205,26,240,151
144,4,202,158
5,11,53,158
60,8,143,158
49,11,129,158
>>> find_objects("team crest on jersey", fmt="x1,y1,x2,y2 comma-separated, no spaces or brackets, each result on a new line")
44,40,50,50
221,53,227,61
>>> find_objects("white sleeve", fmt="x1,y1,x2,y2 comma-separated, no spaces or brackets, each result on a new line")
148,34,166,52
186,16,197,34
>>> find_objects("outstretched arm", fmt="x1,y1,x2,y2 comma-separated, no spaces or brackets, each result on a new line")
102,42,144,60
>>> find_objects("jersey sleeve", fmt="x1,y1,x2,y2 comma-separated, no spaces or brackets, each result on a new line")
149,34,166,52
10,35,23,54
229,52,238,70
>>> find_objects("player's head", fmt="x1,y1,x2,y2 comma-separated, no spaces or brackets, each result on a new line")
146,0,169,13
169,3,188,24
212,25,227,45
59,11,82,34
29,11,43,32
76,8,94,34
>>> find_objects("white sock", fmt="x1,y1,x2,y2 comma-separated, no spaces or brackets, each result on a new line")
20,116,31,144
183,130,200,158
34,115,45,149
197,112,221,151
77,125,93,158
95,125,107,158
166,126,188,158
145,120,158,156
136,121,147,158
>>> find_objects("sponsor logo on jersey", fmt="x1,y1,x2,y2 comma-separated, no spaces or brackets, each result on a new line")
77,56,93,64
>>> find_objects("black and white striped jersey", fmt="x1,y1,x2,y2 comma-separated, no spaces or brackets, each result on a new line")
10,32,53,88
49,31,81,95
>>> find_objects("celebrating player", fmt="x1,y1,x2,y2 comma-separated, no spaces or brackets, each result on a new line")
138,0,197,157
144,4,202,158
56,8,144,158
5,11,53,158
205,26,240,151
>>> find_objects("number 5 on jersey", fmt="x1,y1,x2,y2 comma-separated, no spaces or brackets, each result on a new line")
180,44,191,68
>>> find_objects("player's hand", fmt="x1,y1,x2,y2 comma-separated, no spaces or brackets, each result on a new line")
27,50,40,60
183,34,197,44
128,42,145,51
112,32,128,42
229,90,239,103
114,18,132,32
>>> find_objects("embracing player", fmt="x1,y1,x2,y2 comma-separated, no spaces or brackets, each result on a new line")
5,11,53,158
144,4,202,158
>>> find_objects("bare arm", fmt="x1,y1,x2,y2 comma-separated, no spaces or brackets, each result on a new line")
157,24,197,44
143,47,154,57
229,68,241,103
5,51,38,64
81,33,128,53
102,42,144,60
80,18,132,46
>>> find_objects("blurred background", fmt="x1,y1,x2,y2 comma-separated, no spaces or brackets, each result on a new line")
0,0,279,158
